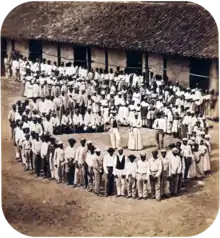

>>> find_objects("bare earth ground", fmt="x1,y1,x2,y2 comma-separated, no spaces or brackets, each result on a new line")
1,79,219,236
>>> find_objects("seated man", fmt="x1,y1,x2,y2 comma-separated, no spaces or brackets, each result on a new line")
50,112,61,135
61,110,72,134
72,108,84,133
95,111,104,132
84,108,95,133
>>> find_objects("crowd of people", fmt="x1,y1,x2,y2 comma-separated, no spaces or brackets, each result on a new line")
7,55,216,201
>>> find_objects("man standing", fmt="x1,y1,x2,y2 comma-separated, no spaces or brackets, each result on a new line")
109,111,121,149
103,148,115,197
149,150,163,201
32,133,42,177
93,148,103,196
169,147,182,196
152,112,166,149
65,138,77,185
126,154,137,199
54,141,65,184
86,144,96,192
8,104,16,140
160,149,170,198
22,133,32,171
48,137,56,179
40,134,50,178
74,138,87,187
136,153,150,200
181,138,193,180
114,147,127,197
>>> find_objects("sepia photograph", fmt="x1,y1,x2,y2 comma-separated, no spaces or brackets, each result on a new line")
1,1,219,236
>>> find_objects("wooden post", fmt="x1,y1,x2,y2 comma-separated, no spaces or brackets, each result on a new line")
57,42,61,65
104,48,108,72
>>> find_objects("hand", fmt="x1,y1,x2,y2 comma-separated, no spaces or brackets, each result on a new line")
144,180,147,184
121,175,126,179
55,165,57,168
126,179,129,183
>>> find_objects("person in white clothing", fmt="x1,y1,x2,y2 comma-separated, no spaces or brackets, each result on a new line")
65,138,76,185
103,147,115,197
54,141,65,183
125,154,137,198
136,153,150,199
169,147,182,196
113,148,127,197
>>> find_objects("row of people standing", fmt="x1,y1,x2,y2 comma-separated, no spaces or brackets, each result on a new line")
12,127,212,201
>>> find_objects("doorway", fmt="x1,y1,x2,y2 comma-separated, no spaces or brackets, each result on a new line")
126,50,142,74
1,37,7,76
29,40,42,61
74,45,88,67
190,58,211,90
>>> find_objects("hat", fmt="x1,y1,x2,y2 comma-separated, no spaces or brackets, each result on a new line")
57,141,63,145
107,147,115,153
128,154,136,159
201,131,205,135
172,148,179,153
191,137,196,141
80,138,86,142
140,152,146,157
117,147,123,151
205,135,210,139
182,138,188,141
68,138,76,143
95,147,101,152
161,149,166,153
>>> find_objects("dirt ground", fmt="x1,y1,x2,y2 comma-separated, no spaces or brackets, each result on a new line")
1,79,219,236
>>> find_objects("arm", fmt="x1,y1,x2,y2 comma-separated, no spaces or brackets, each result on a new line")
103,157,108,174
156,159,163,177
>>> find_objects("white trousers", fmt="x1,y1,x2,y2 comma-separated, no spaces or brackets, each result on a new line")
109,128,120,149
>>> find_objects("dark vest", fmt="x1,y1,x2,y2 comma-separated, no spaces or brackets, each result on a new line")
112,119,118,128
116,155,125,170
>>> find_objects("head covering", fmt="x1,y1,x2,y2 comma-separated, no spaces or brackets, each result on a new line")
205,135,210,139
182,138,188,141
95,147,101,152
128,154,136,159
172,148,179,153
57,141,63,145
68,138,76,143
117,147,123,151
107,147,115,153
161,149,166,153
80,138,86,142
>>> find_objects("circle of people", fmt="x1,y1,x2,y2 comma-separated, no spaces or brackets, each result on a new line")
8,57,213,201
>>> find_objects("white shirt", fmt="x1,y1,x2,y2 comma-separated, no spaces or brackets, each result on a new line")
41,142,49,157
169,154,182,175
137,159,149,175
65,146,76,160
75,146,87,164
125,160,137,178
103,154,115,174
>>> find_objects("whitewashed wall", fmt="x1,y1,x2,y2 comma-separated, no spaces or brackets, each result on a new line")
209,59,219,90
91,47,105,69
148,53,163,75
60,43,74,63
14,39,29,58
166,55,190,87
6,39,12,56
108,48,126,71
42,41,58,63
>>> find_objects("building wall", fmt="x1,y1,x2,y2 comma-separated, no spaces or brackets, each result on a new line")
6,39,12,56
148,53,163,75
108,48,126,71
166,55,190,87
209,59,219,90
91,47,105,69
42,41,58,63
14,39,29,58
60,43,74,63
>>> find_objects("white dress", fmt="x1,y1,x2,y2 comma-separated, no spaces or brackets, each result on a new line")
199,144,211,172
